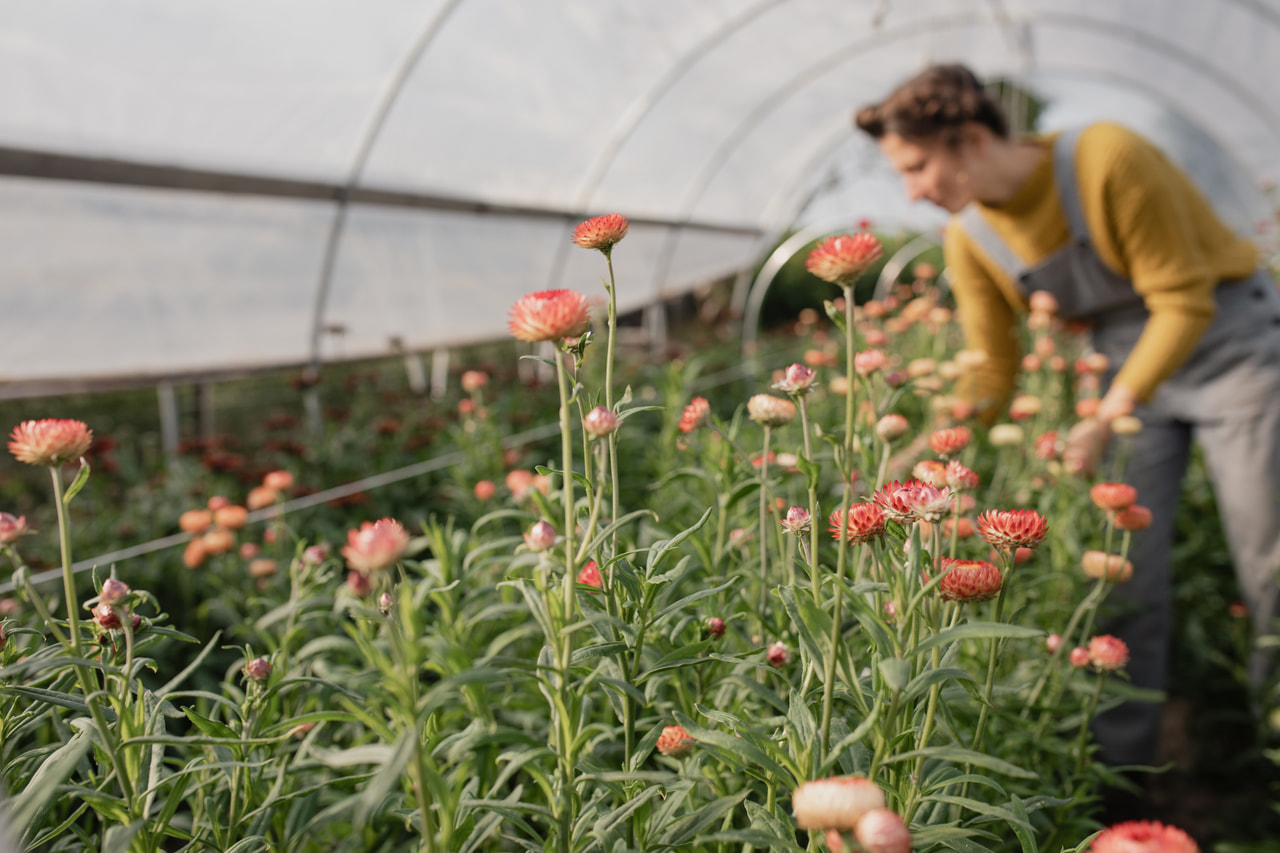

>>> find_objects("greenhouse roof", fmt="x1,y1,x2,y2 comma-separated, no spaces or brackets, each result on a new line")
4,0,1278,394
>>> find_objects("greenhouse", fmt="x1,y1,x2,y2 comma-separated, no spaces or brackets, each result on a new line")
2,1,1280,851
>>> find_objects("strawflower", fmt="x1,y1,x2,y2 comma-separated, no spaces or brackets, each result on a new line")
1087,634,1130,671
655,724,693,757
460,369,489,392
342,518,410,574
876,414,909,442
781,506,812,536
805,233,884,285
1114,504,1153,531
577,560,602,590
988,424,1024,447
0,513,28,545
854,809,912,853
8,419,93,466
473,480,496,500
243,657,272,683
1090,482,1139,512
571,213,629,251
523,521,557,553
705,616,726,639
678,397,711,434
913,460,947,488
945,460,980,491
792,776,886,830
263,470,293,491
508,290,592,343
583,405,618,439
747,394,796,427
935,557,1002,603
773,363,818,395
92,602,121,631
100,578,130,606
854,349,888,377
767,641,790,667
828,503,887,544
1081,550,1134,583
1069,647,1090,667
1088,820,1198,853
975,509,1048,551
929,426,971,457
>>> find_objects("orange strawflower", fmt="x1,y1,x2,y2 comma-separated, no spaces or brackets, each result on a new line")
678,397,711,434
935,557,1001,603
975,509,1048,551
8,419,93,466
655,724,693,757
805,233,884,286
571,213,629,252
1114,504,1153,531
828,503,887,544
508,290,592,343
929,426,971,458
1090,483,1138,511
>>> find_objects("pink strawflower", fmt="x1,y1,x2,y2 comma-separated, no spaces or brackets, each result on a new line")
460,370,489,393
773,363,818,395
792,776,886,830
854,808,912,853
781,506,812,536
92,602,122,631
246,486,278,511
747,394,796,427
1069,647,1090,667
1088,635,1130,671
929,426,971,458
679,397,711,434
898,481,953,523
935,557,1002,603
945,460,979,491
1046,633,1063,654
656,724,693,757
975,509,1049,551
506,469,535,501
243,657,272,683
767,641,791,668
1090,482,1139,512
303,543,331,565
1114,505,1153,531
913,460,947,488
1088,820,1198,853
8,419,93,466
379,592,394,614
342,518,410,574
523,520,557,553
346,570,372,598
828,503,887,544
805,234,884,286
100,578,130,606
705,616,726,639
854,349,888,377
583,406,618,439
0,513,29,545
508,290,592,343
571,213,629,251
875,414,909,442
577,560,602,591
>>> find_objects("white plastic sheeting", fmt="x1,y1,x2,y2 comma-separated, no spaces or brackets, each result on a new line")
2,0,1278,393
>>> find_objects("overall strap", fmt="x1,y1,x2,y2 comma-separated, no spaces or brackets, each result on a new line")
1051,126,1089,244
955,205,1029,284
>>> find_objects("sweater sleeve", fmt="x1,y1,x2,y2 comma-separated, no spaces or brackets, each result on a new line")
1081,126,1221,400
944,223,1021,423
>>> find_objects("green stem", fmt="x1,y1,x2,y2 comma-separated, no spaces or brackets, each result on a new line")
553,347,578,853
758,426,772,627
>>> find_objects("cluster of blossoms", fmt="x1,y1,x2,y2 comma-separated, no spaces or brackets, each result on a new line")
91,576,140,635
247,469,293,511
873,480,953,524
180,497,250,568
792,776,910,853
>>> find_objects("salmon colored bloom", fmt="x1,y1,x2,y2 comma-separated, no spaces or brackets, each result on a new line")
577,560,602,590
656,724,693,757
854,808,912,853
1091,482,1138,512
506,469,535,501
0,513,29,545
508,290,592,343
460,370,489,393
945,460,979,491
1087,635,1130,671
678,397,711,433
263,470,293,491
1029,291,1058,314
201,527,236,556
342,518,410,574
875,414,909,442
942,516,974,538
929,426,971,458
1088,820,1198,853
913,460,947,488
854,349,888,377
1081,550,1134,583
249,558,278,579
935,557,1002,603
8,419,93,466
747,394,796,427
792,776,886,830
1069,647,1090,667
473,480,496,500
183,538,208,569
781,506,812,536
571,213,629,251
246,486,279,511
898,482,953,523
1075,398,1101,418
1034,430,1060,460
1010,395,1042,420
1114,504,1153,531
214,505,248,530
828,503,887,544
975,509,1048,551
805,233,883,285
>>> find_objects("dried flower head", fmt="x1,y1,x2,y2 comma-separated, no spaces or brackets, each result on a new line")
913,460,947,488
804,233,884,286
656,724,693,757
1087,635,1131,671
679,397,711,434
92,602,122,631
747,394,796,427
8,419,93,466
571,213,630,251
975,509,1048,551
342,518,410,574
828,503,887,544
792,776,886,830
508,290,592,343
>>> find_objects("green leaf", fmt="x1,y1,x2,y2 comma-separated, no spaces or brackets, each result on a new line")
1008,794,1039,853
8,728,92,838
823,299,847,330
102,820,146,853
904,666,976,701
657,790,749,847
645,507,713,574
702,829,804,851
183,707,237,740
62,457,92,505
355,730,414,826
674,711,797,786
796,454,822,492
885,745,1037,779
879,658,911,692
912,622,1045,658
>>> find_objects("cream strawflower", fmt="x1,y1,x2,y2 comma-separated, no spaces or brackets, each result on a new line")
8,419,93,466
988,424,1024,447
747,394,796,427
792,776,886,830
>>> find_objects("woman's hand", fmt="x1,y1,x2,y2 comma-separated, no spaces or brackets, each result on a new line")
1064,382,1137,477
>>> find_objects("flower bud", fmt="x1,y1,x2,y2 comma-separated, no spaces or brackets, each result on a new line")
179,509,213,534
243,657,272,682
1069,647,1090,668
773,362,818,394
247,486,279,511
705,616,726,639
100,577,130,606
263,470,294,491
0,512,29,545
379,592,394,614
875,414,909,443
1046,633,1063,654
767,641,790,668
583,406,618,439
854,808,912,853
780,506,812,536
1081,550,1134,583
92,602,121,631
656,724,693,757
523,521,557,553
460,370,489,393
577,561,603,590
473,480,496,500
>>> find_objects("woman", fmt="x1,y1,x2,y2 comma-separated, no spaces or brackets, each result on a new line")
855,64,1280,770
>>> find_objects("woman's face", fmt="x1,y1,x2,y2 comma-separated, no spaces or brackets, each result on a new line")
878,132,973,214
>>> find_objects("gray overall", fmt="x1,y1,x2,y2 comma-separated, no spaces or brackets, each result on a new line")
959,127,1280,765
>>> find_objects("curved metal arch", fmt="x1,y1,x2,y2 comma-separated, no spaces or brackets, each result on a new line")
305,0,465,372
543,0,786,292
646,7,1280,311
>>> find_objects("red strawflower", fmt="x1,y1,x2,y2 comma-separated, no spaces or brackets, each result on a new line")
805,233,884,285
935,557,1002,603
1087,635,1130,671
571,213,629,251
1089,821,1198,853
929,426,971,458
1090,482,1138,512
342,518,410,574
705,616,726,639
975,509,1048,551
678,397,711,434
8,419,93,466
828,503,887,544
508,290,592,343
656,724,693,757
577,560,602,591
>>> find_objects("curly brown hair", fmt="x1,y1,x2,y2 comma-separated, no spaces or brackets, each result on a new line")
855,64,1008,144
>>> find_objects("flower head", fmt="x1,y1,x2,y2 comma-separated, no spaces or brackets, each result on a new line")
8,419,93,466
263,470,294,491
1087,634,1130,671
828,503,887,544
792,776,886,830
767,640,791,668
705,616,726,639
929,426,971,458
460,369,489,393
747,394,796,427
1114,504,1153,531
945,460,979,491
1088,820,1198,853
1090,482,1138,512
1069,646,1090,667
805,233,884,285
577,560,602,590
781,506,812,536
884,480,952,523
854,808,912,853
243,657,272,683
247,486,279,511
571,213,629,252
100,577,130,606
1081,550,1134,583
875,414,909,443
854,349,888,377
379,592,394,614
92,602,122,631
913,460,947,488
523,520,557,553
583,406,618,439
508,290,592,343
473,480,496,500
678,397,711,434
342,518,410,574
773,363,818,396
1046,633,1063,654
988,424,1024,447
656,724,693,757
975,509,1048,551
935,557,1002,603
0,513,29,545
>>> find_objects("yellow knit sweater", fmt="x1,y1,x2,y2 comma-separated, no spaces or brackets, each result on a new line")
945,122,1257,419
